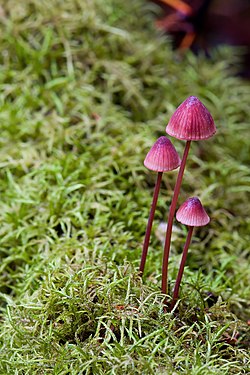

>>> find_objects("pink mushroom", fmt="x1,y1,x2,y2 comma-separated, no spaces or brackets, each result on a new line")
140,136,181,275
171,197,210,309
162,96,216,294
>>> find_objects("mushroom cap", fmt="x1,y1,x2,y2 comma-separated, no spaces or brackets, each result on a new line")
176,197,210,227
144,136,181,172
166,96,216,141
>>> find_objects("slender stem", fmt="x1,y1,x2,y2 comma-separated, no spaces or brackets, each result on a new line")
161,140,191,294
171,226,194,309
139,172,163,275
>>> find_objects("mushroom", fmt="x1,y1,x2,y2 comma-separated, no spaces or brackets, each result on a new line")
161,96,216,294
139,136,181,275
170,197,210,309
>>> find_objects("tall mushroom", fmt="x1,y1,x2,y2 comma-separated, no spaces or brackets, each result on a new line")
171,197,210,309
139,136,181,275
161,96,216,294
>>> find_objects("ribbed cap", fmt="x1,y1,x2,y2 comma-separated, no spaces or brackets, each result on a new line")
176,197,210,226
144,136,181,172
166,96,216,141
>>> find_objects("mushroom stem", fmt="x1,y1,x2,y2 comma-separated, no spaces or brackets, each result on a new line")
161,140,191,294
171,226,194,309
139,172,163,275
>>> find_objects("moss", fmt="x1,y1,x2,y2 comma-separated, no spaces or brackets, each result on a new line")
0,0,249,373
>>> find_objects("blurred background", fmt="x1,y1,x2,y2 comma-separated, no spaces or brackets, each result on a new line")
152,0,250,77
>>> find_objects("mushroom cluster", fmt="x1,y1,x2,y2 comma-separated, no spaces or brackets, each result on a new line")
140,95,216,308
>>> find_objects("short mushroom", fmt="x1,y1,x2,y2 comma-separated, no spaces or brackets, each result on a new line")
171,196,210,309
162,96,216,294
139,136,181,275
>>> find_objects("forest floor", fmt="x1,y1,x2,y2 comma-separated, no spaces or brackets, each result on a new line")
0,0,249,374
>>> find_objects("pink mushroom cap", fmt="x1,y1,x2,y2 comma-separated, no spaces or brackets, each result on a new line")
144,136,181,172
176,197,210,227
166,96,216,141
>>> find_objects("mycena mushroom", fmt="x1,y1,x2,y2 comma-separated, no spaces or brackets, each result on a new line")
171,197,210,309
161,96,216,294
139,136,181,276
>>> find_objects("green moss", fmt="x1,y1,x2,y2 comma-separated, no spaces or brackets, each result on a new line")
0,0,249,373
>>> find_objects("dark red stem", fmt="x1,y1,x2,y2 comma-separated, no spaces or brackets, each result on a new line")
139,172,163,275
171,226,194,309
161,140,191,294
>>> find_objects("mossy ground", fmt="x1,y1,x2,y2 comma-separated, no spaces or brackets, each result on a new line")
0,0,249,374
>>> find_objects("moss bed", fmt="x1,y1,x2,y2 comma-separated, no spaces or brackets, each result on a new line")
0,0,249,373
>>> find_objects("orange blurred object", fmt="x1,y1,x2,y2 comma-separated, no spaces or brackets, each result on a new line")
153,0,250,77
